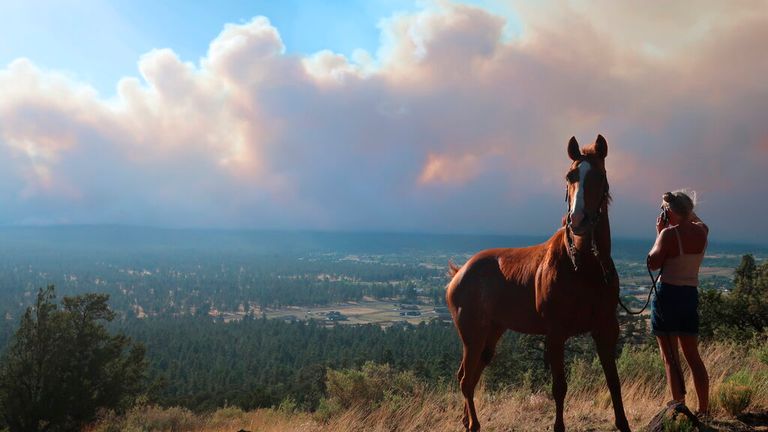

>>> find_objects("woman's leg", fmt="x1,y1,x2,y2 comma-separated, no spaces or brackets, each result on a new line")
678,335,709,413
656,335,686,402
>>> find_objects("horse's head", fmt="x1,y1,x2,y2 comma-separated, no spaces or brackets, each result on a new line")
565,135,610,236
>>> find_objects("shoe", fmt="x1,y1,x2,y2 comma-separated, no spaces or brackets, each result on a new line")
693,410,711,422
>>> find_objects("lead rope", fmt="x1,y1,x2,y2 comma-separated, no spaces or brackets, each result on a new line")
573,186,685,400
565,186,579,271
625,260,686,401
648,258,686,401
564,182,609,272
617,259,686,400
564,172,686,400
616,258,660,315
563,179,652,316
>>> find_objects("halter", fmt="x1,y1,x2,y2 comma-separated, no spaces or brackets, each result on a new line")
563,170,609,273
563,169,663,318
563,162,682,395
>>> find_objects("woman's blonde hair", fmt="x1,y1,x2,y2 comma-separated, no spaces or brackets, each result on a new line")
662,189,696,218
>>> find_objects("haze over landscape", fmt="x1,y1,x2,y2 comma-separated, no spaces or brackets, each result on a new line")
1,2,768,432
1,0,767,242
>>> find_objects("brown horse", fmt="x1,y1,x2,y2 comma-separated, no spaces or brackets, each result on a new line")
446,135,631,432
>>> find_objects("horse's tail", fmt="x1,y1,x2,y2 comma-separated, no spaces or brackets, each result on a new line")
447,260,461,278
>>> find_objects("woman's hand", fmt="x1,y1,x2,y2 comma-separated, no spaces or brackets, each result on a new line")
656,213,668,234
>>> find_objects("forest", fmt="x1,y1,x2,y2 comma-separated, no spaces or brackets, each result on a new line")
0,227,756,318
0,228,765,431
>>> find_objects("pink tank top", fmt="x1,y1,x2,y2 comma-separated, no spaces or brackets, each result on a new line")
659,227,706,287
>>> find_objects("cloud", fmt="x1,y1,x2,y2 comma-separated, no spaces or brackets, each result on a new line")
0,1,766,241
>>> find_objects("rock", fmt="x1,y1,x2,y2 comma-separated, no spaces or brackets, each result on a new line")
643,401,712,432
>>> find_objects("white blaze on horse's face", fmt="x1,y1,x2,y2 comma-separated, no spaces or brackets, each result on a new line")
570,161,591,228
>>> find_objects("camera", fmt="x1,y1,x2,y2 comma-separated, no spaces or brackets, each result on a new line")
659,206,669,226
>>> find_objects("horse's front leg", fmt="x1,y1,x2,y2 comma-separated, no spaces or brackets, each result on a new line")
546,334,567,432
592,322,631,432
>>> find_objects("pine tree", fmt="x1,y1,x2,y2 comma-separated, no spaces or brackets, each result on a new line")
758,260,768,301
0,286,146,432
733,254,757,296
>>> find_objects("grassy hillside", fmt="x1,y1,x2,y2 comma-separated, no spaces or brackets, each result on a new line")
89,341,768,432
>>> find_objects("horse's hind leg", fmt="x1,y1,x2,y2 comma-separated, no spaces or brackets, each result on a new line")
458,325,505,431
481,326,505,368
457,363,470,430
592,323,631,432
454,304,486,432
459,341,484,431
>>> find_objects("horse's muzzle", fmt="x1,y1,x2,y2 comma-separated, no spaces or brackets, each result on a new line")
568,213,593,236
570,223,589,236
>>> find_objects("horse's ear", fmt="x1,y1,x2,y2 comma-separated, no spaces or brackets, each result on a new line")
595,134,608,158
567,136,581,161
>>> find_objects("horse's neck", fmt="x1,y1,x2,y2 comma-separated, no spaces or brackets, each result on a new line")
595,214,611,257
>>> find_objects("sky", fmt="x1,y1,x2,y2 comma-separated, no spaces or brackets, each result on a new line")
0,0,767,243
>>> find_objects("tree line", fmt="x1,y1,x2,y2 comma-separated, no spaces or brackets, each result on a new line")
0,255,765,431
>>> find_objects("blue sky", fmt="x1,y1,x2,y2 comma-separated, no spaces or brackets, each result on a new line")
0,1,387,93
1,0,514,95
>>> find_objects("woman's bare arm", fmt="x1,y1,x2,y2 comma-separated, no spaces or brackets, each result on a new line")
648,229,669,270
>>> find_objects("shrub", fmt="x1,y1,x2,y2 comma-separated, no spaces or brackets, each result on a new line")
89,409,125,432
758,347,768,366
725,370,754,387
122,405,202,432
717,383,752,417
325,367,379,409
754,334,768,366
716,372,754,417
313,398,342,423
617,345,666,393
661,413,696,432
567,356,603,394
277,396,298,414
324,361,422,410
210,405,246,423
485,334,550,392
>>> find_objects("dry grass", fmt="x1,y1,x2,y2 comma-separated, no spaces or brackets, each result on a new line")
91,342,768,432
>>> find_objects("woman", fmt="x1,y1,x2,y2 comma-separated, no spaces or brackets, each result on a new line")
647,190,710,415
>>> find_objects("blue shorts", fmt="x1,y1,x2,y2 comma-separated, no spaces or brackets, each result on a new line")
651,282,699,336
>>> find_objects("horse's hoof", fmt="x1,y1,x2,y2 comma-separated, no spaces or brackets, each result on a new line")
615,418,631,432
